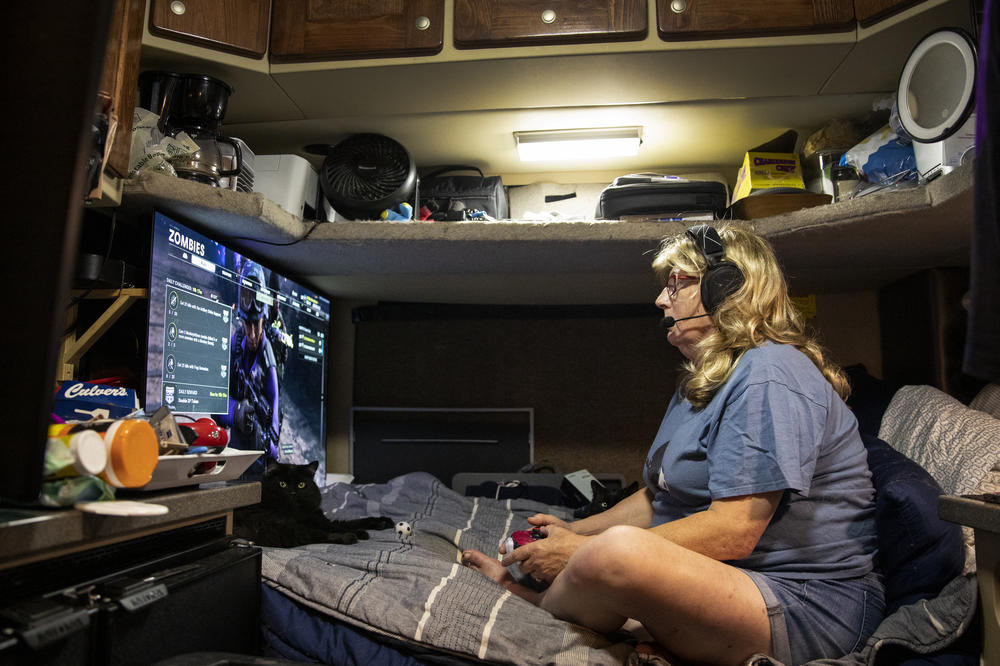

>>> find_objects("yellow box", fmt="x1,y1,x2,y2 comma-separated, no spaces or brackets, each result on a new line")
732,152,805,202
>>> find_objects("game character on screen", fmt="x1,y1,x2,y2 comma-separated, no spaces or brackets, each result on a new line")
226,260,282,460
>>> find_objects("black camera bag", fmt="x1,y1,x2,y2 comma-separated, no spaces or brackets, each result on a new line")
596,176,728,220
420,165,509,220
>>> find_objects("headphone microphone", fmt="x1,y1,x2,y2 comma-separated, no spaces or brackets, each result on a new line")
659,313,712,329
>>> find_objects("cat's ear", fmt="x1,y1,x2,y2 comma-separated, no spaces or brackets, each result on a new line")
589,480,607,499
307,460,320,473
265,458,280,474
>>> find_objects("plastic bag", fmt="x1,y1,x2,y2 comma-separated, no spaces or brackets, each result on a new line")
39,475,115,507
840,124,916,185
128,107,200,177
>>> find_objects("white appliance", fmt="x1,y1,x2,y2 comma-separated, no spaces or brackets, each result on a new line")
252,154,321,220
896,28,978,181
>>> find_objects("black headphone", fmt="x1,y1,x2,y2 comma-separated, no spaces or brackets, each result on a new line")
685,224,745,313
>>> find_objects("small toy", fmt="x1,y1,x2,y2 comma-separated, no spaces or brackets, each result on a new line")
179,417,228,452
504,528,549,591
380,202,414,221
395,521,412,537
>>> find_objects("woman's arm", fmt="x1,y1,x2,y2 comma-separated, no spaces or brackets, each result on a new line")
648,490,783,561
506,489,782,583
529,484,654,535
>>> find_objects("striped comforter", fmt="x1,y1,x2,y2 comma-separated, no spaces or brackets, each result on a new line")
260,472,635,665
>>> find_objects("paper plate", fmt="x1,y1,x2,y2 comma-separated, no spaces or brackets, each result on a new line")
75,500,170,516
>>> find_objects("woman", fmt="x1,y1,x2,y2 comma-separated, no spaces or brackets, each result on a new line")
462,224,884,665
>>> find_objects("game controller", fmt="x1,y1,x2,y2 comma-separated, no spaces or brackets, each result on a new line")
504,528,550,591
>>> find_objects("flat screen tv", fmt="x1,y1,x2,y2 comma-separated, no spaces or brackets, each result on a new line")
145,210,330,483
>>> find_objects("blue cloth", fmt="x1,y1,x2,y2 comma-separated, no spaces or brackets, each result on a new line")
860,433,965,615
260,585,430,666
965,0,1000,382
643,343,878,578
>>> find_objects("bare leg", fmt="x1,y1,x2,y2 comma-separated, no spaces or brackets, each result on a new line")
461,549,544,604
539,526,771,666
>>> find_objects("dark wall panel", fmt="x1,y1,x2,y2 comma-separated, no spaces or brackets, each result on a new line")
353,306,682,483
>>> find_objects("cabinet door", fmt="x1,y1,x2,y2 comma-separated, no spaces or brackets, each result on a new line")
100,0,146,178
148,0,270,59
854,0,921,26
657,0,855,40
454,0,647,49
269,0,444,62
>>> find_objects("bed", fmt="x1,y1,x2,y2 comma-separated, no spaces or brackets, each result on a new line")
256,380,1000,666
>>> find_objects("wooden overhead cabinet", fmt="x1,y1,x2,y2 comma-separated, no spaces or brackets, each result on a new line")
656,0,856,39
454,0,647,48
269,0,445,62
148,0,271,58
100,0,147,180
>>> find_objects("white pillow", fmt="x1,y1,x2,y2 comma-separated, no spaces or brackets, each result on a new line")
971,383,1000,419
877,385,1000,496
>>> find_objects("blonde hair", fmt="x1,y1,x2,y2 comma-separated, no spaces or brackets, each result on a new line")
652,223,849,409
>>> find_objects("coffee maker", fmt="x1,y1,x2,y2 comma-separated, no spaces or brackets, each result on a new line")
138,71,249,188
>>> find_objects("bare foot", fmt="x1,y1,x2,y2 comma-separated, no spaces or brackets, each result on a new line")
461,549,543,603
461,549,508,582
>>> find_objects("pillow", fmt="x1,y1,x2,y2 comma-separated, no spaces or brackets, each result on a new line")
970,383,1000,419
862,433,965,614
877,385,1000,496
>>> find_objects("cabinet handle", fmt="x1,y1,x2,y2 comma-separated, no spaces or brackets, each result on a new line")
169,0,186,15
541,9,556,24
415,15,431,31
670,0,687,12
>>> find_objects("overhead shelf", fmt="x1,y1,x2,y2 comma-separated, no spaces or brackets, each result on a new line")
120,163,973,304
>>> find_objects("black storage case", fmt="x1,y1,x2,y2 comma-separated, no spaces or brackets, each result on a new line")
0,533,262,666
595,175,728,220
96,543,262,665
419,165,508,220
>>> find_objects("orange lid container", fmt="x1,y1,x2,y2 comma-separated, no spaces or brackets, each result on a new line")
99,419,159,488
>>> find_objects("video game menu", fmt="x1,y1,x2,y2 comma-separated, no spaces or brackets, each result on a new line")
160,276,232,414
147,211,332,482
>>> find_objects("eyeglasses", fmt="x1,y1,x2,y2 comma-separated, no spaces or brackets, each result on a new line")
665,271,700,300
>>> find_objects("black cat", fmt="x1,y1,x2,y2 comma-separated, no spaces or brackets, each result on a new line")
233,460,394,548
573,480,640,518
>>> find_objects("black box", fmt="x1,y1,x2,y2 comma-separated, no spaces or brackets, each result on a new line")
0,532,261,666
596,175,728,220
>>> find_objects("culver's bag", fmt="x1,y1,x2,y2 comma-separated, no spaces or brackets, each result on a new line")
420,165,508,220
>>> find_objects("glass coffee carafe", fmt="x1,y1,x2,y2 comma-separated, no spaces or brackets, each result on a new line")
172,131,243,186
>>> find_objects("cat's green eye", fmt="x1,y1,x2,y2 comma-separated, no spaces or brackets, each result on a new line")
279,481,286,488
298,482,306,488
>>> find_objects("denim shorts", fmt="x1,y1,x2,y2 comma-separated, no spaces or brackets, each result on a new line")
743,569,885,665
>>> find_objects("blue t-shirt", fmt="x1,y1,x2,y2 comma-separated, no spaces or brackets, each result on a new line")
643,343,877,579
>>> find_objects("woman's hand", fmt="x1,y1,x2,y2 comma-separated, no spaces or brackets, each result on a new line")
499,513,575,555
500,525,586,583
528,513,574,532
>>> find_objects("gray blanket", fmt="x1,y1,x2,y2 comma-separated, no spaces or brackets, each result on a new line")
261,472,980,665
261,472,636,665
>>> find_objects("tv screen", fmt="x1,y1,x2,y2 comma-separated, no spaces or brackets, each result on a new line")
145,211,330,483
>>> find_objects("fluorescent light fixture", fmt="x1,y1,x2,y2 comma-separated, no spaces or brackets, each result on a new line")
514,126,643,162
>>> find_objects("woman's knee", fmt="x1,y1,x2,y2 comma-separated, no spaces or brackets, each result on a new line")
564,525,659,589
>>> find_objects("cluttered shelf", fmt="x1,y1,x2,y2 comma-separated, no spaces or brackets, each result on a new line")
0,481,260,566
118,163,974,300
